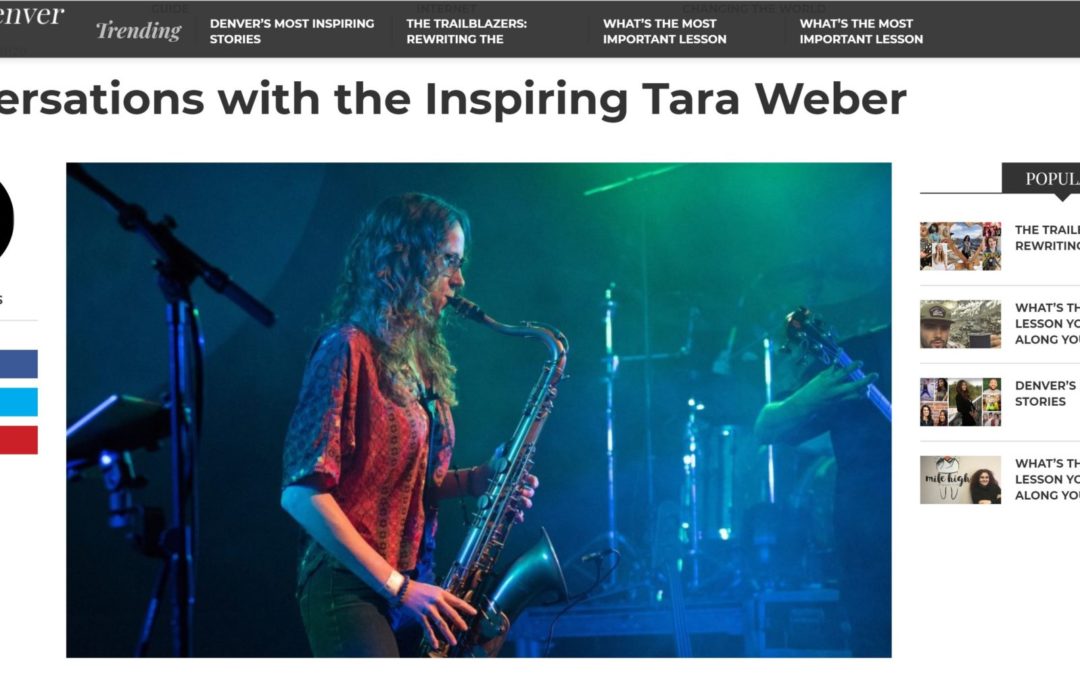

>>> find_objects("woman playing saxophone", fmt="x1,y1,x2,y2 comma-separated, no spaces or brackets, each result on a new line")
280,193,539,657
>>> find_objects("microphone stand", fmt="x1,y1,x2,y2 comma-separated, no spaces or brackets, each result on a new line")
583,166,688,592
599,283,694,589
67,164,276,657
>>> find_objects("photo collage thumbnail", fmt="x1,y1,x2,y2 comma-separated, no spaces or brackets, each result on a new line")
919,377,1002,426
920,221,1002,271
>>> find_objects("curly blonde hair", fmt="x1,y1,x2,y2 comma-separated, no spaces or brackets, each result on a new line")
324,193,469,406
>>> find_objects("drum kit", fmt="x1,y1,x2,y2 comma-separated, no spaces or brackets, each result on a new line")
593,266,885,594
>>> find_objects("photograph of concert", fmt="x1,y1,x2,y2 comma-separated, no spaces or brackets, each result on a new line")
67,163,891,658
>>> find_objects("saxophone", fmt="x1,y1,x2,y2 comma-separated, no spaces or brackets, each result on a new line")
423,296,569,658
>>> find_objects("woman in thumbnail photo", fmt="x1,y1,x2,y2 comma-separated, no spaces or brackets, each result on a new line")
954,379,979,426
936,378,948,402
970,469,1002,504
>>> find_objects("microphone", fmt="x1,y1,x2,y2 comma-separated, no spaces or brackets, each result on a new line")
580,550,614,563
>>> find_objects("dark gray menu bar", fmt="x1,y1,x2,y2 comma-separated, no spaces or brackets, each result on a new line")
0,2,1078,57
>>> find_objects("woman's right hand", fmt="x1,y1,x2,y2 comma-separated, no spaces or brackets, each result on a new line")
399,581,477,648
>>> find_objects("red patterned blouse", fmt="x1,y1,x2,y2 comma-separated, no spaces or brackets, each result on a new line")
282,327,454,589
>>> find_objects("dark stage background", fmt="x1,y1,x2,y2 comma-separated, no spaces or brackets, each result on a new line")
66,164,890,656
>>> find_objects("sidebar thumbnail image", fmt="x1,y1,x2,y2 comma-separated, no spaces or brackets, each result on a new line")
920,456,1002,504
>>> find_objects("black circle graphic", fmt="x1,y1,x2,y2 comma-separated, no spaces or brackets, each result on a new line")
0,180,12,260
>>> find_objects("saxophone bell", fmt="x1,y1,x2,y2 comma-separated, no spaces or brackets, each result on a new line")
486,527,568,623
458,528,568,658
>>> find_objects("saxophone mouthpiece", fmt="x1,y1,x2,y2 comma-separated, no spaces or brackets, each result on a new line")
447,295,487,323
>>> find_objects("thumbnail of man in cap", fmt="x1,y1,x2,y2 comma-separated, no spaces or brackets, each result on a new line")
920,303,958,348
920,303,1001,348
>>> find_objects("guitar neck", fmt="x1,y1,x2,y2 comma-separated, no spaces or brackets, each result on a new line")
831,346,892,422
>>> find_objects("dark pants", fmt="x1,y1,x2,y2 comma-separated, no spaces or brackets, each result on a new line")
298,561,421,658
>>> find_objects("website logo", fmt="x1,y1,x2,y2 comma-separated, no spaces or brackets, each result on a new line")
0,8,65,26
0,179,13,259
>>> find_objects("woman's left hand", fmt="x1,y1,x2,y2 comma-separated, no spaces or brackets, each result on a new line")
476,444,539,522
516,473,539,522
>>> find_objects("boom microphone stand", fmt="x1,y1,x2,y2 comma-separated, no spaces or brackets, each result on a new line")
68,164,276,657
